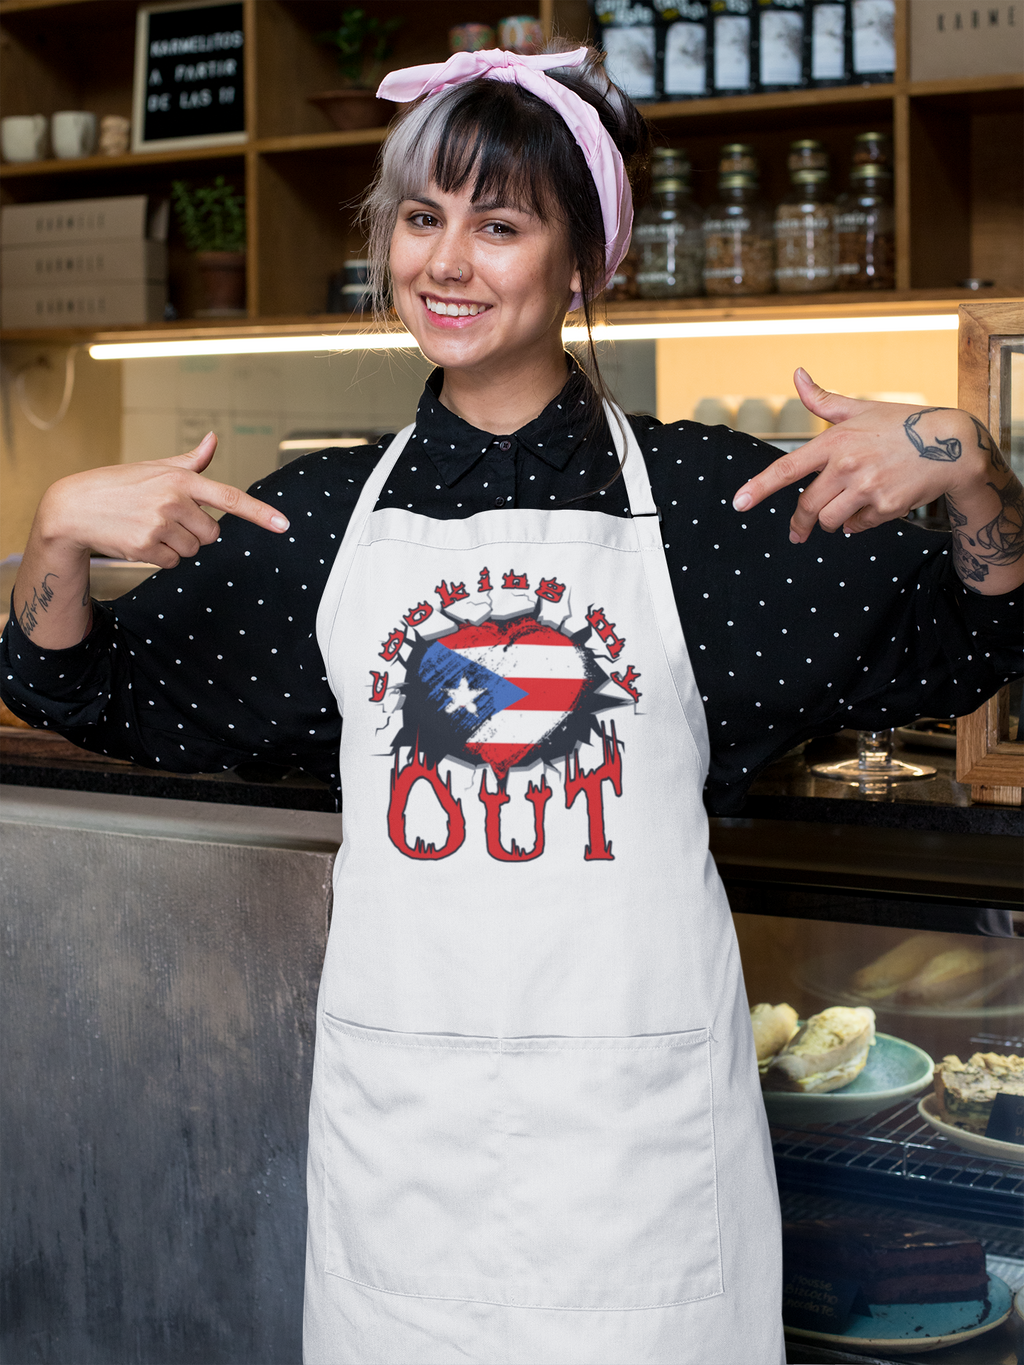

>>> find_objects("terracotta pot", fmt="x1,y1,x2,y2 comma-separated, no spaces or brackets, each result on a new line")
195,250,246,315
308,90,396,131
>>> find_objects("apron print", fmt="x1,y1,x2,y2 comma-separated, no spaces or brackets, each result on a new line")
367,566,644,863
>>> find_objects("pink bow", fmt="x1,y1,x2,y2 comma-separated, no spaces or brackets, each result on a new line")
378,48,632,304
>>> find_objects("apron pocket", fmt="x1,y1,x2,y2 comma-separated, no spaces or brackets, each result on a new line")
319,1015,722,1309
500,1028,723,1309
319,1013,505,1300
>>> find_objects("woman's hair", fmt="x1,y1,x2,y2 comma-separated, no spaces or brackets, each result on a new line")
359,43,651,455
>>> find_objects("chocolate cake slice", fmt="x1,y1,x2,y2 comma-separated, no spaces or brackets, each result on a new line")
783,1217,988,1304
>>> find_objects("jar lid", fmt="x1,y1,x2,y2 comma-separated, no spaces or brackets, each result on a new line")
791,168,829,184
719,171,758,188
790,138,824,150
652,176,687,191
653,145,688,161
854,131,889,143
850,163,892,180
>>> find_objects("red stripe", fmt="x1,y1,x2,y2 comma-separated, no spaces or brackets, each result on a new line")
504,678,585,711
442,622,574,650
465,741,537,774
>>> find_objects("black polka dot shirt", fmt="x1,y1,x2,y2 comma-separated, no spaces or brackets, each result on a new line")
3,363,1021,814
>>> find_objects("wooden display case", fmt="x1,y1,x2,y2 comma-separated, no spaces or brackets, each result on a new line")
1,0,1021,337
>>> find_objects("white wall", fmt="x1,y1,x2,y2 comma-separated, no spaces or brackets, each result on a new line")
120,348,433,492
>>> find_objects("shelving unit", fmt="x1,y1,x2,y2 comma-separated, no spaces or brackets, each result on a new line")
0,0,1021,338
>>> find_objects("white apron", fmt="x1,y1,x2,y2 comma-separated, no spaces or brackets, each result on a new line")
306,404,784,1365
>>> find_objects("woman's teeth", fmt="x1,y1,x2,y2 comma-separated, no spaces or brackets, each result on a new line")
425,298,486,317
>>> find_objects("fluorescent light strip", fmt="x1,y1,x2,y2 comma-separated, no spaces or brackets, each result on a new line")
89,314,959,359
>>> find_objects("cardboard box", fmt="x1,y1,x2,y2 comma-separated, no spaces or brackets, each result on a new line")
910,0,1024,80
2,282,167,328
1,240,167,288
0,196,168,248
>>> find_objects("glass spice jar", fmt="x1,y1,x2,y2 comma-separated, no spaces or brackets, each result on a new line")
774,163,837,293
787,137,829,175
634,149,704,298
833,163,895,290
851,130,891,168
702,148,774,296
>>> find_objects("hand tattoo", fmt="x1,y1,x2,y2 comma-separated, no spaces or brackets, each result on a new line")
17,573,58,638
903,408,962,462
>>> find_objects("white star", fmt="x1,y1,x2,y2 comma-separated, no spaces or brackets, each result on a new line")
445,676,485,715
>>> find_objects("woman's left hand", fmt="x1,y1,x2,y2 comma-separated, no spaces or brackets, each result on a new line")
732,368,1024,594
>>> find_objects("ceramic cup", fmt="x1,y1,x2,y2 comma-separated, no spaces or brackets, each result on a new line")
51,110,97,159
448,22,495,52
99,114,131,156
1,114,48,163
497,15,544,54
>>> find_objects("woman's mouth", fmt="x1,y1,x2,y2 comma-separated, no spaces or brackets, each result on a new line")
422,294,492,327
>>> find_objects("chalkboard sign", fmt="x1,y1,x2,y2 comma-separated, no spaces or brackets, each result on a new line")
132,0,246,152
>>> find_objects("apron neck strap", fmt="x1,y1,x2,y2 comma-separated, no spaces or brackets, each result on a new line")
603,401,657,518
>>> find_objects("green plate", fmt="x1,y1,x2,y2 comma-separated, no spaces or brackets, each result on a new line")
763,1031,934,1128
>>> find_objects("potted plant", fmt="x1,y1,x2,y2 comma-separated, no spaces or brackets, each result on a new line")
171,176,247,316
310,7,403,131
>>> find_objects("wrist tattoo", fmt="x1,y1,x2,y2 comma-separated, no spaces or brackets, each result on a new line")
946,474,1024,585
17,573,58,638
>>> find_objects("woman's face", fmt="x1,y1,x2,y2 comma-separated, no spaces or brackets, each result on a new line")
389,179,580,376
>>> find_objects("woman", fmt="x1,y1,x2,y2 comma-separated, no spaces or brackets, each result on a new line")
3,46,1021,1365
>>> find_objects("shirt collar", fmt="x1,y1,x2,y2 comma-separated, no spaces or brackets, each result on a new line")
413,358,596,487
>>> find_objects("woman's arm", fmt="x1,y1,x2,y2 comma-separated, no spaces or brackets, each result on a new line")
12,432,290,650
733,370,1024,597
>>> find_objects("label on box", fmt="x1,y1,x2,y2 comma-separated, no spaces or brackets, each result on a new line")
2,282,167,328
986,1091,1024,1144
782,1265,866,1332
2,240,167,288
909,1,1024,81
1,196,162,248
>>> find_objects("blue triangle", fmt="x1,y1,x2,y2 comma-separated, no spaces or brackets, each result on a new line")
417,641,528,740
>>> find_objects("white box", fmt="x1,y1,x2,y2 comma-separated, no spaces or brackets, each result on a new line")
1,240,167,288
910,0,1024,80
2,282,167,328
0,196,168,248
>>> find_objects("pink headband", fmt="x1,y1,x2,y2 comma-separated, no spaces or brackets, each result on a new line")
377,48,633,306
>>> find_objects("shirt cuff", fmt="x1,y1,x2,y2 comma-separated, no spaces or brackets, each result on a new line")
1,599,114,700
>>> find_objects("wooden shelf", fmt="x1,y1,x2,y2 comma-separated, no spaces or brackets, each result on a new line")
1,0,1020,318
4,291,1014,347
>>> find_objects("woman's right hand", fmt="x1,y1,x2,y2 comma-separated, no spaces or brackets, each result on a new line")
37,431,289,569
11,433,289,650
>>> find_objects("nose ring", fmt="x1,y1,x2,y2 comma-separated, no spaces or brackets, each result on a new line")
458,267,463,280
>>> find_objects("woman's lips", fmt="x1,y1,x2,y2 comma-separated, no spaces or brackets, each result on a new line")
421,294,492,328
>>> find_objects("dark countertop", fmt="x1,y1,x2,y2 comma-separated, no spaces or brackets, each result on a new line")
2,729,1019,836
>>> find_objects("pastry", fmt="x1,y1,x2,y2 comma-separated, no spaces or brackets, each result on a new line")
935,1052,1024,1132
895,947,988,1005
851,933,959,999
762,1005,875,1093
750,1002,800,1074
783,1217,988,1304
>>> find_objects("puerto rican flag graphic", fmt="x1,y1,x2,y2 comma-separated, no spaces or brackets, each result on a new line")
390,614,628,779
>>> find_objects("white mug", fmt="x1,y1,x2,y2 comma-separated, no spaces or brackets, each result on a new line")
1,114,48,163
51,110,97,159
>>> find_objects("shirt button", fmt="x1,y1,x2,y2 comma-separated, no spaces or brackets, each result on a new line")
494,496,506,508
498,440,511,451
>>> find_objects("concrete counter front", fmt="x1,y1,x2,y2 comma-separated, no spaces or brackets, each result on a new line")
1,788,342,1365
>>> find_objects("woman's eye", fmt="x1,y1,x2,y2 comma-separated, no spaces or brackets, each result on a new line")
409,212,439,228
484,221,516,237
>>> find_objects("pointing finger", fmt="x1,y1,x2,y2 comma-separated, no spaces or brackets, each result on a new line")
732,442,825,512
185,474,290,532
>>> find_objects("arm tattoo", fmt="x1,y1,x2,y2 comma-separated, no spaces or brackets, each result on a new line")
904,408,962,462
944,497,990,584
974,478,1024,566
17,573,58,638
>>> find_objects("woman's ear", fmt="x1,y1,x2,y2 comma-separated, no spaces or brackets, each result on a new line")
569,265,582,297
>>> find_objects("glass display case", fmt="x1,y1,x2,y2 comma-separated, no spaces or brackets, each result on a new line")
718,821,1023,1364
